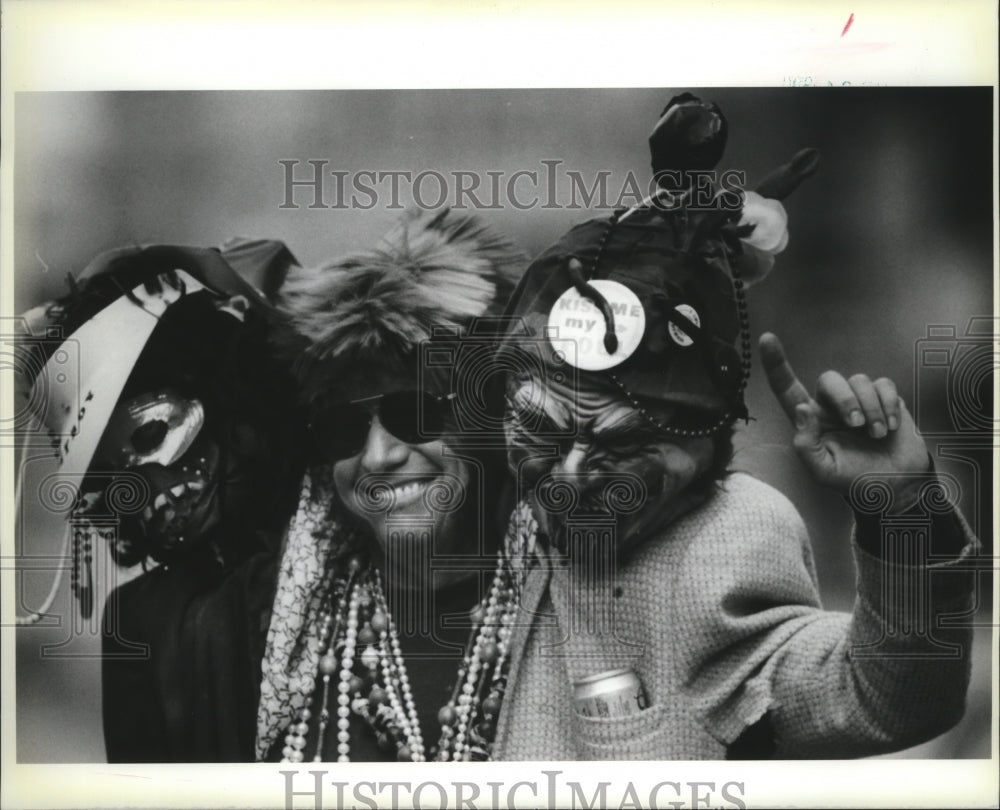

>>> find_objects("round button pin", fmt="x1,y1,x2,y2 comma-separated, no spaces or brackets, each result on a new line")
547,280,646,371
667,303,700,347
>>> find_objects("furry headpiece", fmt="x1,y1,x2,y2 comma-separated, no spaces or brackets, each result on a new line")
277,209,522,409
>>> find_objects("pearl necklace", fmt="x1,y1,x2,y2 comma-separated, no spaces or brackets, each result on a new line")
280,512,531,763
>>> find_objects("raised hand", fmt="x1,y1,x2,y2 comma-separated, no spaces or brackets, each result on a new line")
759,332,930,495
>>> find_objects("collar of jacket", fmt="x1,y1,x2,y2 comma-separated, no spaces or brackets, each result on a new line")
492,537,555,758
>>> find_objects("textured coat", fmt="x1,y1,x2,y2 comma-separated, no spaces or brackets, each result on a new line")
492,473,975,759
104,473,975,761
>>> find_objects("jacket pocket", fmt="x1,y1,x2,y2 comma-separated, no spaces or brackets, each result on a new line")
571,700,668,759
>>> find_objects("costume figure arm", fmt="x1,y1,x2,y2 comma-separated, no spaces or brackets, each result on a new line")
101,568,195,762
102,575,169,762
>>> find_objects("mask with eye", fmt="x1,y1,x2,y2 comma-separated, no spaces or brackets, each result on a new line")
498,94,820,552
15,240,303,622
77,282,293,566
88,389,211,552
82,383,246,568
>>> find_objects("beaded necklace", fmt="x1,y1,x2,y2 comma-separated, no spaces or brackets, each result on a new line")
280,502,535,763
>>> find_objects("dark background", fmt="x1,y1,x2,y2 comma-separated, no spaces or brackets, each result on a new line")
13,88,994,761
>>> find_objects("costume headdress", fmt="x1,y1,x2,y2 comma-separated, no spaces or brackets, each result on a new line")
500,93,819,433
14,239,298,623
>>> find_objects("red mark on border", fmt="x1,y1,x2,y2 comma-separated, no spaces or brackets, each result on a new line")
841,13,854,37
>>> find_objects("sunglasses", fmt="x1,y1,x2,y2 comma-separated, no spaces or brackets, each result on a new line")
312,390,458,460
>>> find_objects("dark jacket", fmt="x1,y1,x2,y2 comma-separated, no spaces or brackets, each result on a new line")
102,549,277,762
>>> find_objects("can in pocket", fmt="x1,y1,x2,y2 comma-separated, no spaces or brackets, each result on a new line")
573,668,648,718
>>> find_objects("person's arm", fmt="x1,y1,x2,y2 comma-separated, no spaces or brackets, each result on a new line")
682,333,978,758
677,473,976,759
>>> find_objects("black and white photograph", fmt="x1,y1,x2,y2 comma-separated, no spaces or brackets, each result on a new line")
2,3,997,809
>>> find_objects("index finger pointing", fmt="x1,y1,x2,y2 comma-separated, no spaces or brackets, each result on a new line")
759,332,813,421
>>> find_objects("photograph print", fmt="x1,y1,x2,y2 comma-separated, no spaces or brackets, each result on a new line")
5,82,996,807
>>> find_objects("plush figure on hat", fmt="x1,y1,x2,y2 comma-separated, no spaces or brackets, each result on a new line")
15,239,307,761
492,94,979,759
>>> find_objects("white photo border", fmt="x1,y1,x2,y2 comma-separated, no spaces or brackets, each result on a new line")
2,2,997,808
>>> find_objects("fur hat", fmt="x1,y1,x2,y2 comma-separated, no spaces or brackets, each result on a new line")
276,209,523,409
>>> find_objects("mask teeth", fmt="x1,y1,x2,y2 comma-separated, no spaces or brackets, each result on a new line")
125,463,212,537
183,458,210,492
148,480,198,524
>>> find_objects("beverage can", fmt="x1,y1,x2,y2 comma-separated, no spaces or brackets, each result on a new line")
573,668,648,718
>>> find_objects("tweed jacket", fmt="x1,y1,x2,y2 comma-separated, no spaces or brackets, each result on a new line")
492,472,976,760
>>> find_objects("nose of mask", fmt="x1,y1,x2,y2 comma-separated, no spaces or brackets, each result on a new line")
532,470,647,520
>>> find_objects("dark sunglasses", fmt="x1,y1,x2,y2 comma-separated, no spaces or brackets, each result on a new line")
311,390,458,460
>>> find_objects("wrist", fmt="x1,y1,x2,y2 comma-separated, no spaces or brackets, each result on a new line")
848,455,970,559
886,454,936,508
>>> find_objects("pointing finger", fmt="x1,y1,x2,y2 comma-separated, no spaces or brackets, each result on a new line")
759,332,813,422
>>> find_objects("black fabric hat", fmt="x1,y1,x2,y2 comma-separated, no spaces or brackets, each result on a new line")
500,94,818,433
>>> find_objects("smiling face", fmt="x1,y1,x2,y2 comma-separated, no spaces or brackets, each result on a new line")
324,374,479,587
504,371,716,553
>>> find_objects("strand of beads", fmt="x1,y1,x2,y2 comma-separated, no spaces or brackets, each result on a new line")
299,610,331,762
335,566,429,762
332,575,363,762
446,598,488,760
467,553,519,760
282,525,534,764
464,565,507,760
442,552,512,761
70,522,96,616
371,570,425,761
281,572,350,763
478,589,517,751
350,597,398,758
434,608,482,761
354,570,398,757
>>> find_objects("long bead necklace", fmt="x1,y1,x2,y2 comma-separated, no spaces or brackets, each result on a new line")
279,505,533,763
